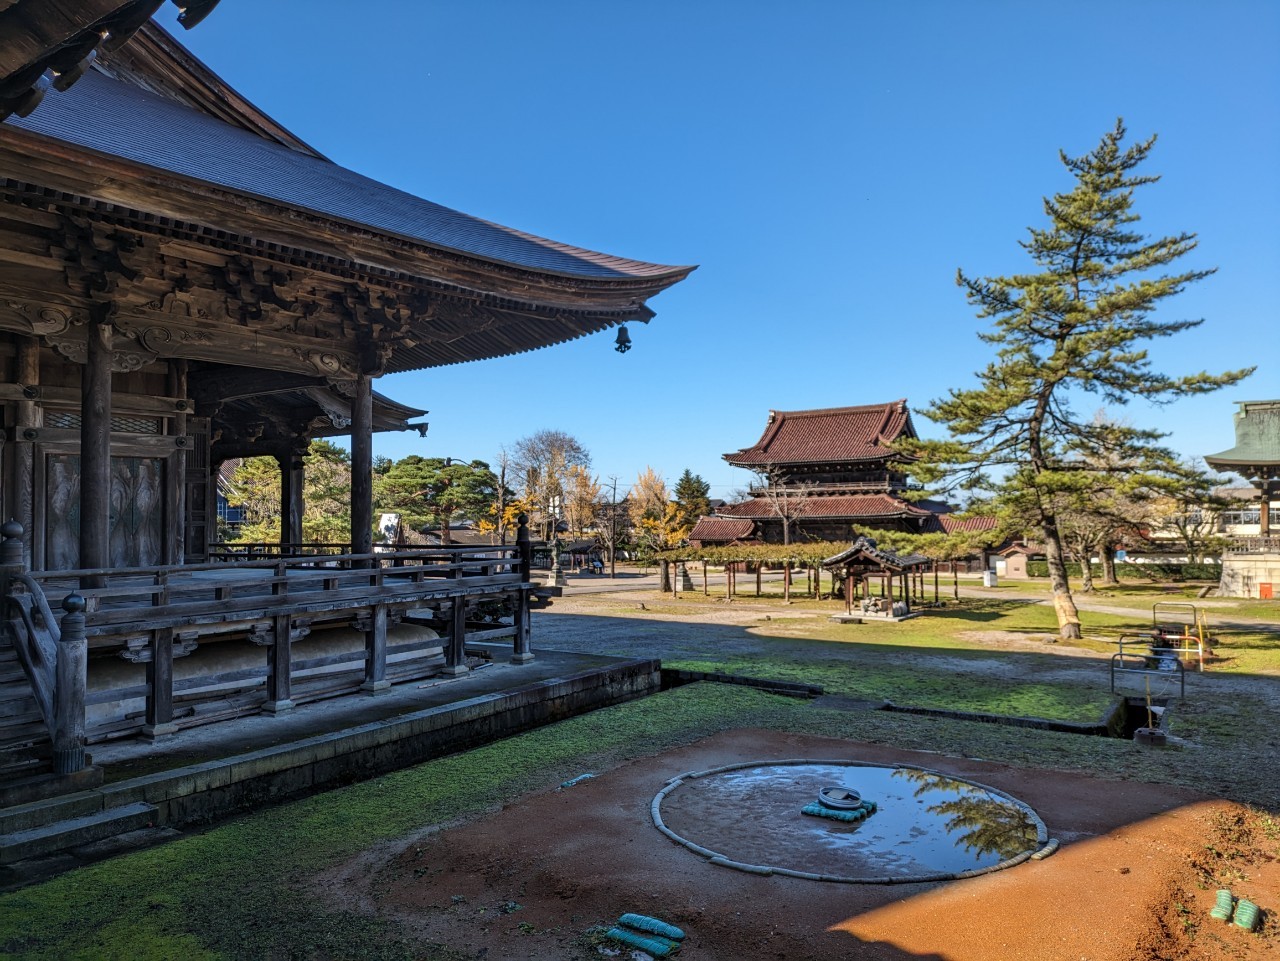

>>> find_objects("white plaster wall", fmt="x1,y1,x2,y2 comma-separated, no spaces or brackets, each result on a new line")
1218,554,1280,599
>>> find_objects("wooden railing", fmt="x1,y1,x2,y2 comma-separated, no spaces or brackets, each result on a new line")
208,542,351,561
1,516,536,768
1,524,89,774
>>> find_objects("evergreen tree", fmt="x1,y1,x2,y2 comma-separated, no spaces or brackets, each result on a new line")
672,468,711,534
908,121,1252,639
372,456,498,544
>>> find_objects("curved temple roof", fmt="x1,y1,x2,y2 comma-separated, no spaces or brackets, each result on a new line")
725,401,916,468
1205,400,1280,480
8,69,693,284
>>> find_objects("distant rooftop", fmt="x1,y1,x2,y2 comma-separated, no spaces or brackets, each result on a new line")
1205,400,1280,480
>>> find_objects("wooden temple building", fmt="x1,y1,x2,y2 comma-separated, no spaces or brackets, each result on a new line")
690,401,996,548
0,4,692,784
1205,400,1280,599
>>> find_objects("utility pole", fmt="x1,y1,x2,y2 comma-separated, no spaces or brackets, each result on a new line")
608,476,619,578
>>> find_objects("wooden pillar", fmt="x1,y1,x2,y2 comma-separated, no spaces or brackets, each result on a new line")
264,610,294,713
443,596,468,675
1261,484,1272,537
512,513,534,663
279,447,305,548
53,594,88,773
362,604,390,691
80,316,112,588
165,361,188,566
14,338,39,563
350,370,373,559
143,573,176,738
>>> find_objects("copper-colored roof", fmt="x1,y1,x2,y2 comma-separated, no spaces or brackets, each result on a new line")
724,401,916,467
717,493,931,520
688,517,755,543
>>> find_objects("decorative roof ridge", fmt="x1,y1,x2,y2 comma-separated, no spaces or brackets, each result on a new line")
766,399,908,420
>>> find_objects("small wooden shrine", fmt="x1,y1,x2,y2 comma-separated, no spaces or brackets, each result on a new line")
1205,400,1280,599
822,536,930,621
0,5,693,784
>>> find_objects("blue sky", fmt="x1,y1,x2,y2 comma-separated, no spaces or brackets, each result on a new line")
175,1,1279,499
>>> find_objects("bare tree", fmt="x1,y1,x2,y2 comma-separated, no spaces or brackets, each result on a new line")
509,429,590,539
564,465,601,539
491,446,515,544
595,477,631,576
753,464,818,546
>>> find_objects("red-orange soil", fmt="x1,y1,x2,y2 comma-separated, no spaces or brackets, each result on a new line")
316,730,1278,960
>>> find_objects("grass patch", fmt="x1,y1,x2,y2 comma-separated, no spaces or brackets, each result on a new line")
667,655,1112,723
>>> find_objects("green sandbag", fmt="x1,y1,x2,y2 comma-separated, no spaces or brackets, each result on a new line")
802,799,877,822
619,913,686,941
605,926,680,956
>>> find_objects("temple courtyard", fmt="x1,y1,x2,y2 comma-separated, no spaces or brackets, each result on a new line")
1,577,1278,960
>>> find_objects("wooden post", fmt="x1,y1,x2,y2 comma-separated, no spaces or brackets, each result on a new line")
702,560,708,595
165,360,187,566
1261,486,1272,537
362,604,390,691
53,594,88,774
264,612,294,713
279,448,305,549
14,339,39,562
512,514,534,663
350,371,373,562
80,316,112,588
143,572,176,738
443,597,468,675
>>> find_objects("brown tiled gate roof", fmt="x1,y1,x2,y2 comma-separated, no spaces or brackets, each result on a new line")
724,401,916,467
688,517,755,543
717,493,931,520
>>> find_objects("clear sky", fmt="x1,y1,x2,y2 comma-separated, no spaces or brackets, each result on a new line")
174,1,1278,499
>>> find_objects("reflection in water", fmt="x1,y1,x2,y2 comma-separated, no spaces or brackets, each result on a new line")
657,762,1043,882
893,769,1038,860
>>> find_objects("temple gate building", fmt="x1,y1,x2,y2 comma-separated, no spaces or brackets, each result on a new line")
690,401,996,550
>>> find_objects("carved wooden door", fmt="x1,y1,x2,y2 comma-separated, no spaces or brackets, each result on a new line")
45,454,165,570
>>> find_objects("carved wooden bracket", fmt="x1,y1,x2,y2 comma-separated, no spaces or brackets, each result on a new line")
117,632,200,663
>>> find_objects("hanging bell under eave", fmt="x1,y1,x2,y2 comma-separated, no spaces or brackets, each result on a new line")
614,324,632,354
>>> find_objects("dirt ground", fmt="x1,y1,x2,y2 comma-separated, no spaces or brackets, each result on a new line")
314,729,1279,960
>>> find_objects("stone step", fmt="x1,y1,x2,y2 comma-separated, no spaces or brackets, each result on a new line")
0,712,45,748
0,801,157,865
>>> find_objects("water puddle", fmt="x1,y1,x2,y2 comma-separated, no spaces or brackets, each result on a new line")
654,761,1048,883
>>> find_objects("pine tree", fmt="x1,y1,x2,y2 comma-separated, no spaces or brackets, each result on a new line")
672,468,711,535
909,121,1252,639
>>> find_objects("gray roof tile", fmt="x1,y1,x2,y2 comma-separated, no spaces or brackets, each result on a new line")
9,69,690,281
